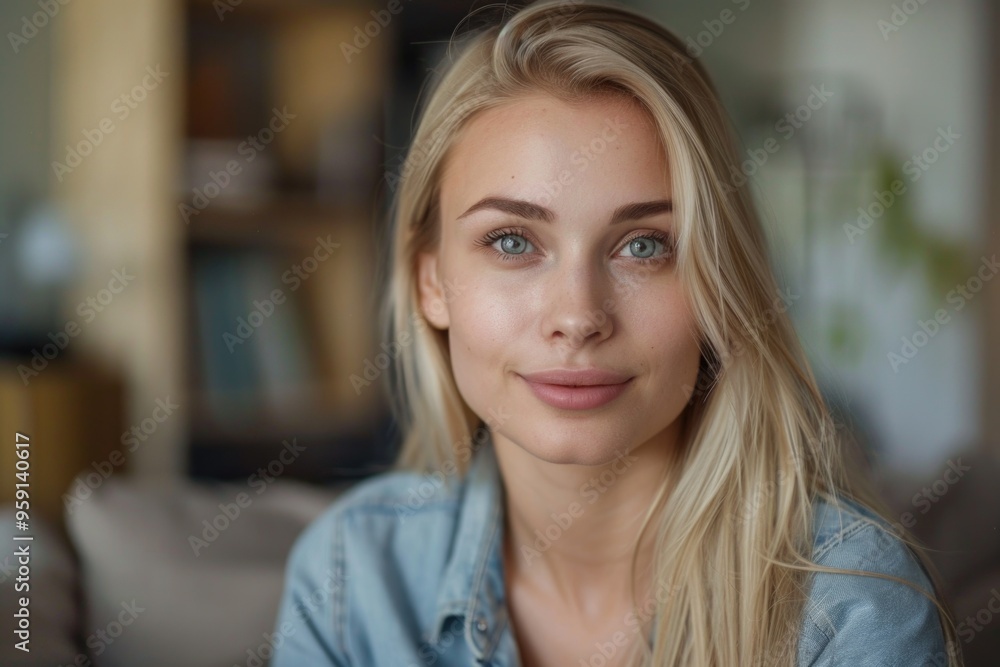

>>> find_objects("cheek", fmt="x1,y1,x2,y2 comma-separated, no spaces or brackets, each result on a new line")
624,289,702,389
445,277,534,406
449,277,531,354
442,239,537,345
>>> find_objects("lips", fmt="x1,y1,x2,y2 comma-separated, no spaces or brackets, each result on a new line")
518,368,633,386
517,368,634,410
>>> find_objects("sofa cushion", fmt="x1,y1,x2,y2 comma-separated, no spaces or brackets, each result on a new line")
65,477,351,667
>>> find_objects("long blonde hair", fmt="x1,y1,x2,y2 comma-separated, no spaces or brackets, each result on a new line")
377,1,964,664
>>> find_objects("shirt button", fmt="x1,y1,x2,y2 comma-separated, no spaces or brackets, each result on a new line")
475,616,488,633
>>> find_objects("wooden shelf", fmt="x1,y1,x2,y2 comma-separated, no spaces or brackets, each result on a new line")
189,404,368,443
180,0,390,480
187,0,343,19
182,196,368,246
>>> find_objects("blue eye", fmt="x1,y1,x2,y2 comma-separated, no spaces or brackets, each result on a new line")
618,233,675,263
474,227,675,265
475,227,536,262
495,233,532,255
622,236,658,259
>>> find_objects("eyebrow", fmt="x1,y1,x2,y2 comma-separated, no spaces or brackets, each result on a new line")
456,197,673,226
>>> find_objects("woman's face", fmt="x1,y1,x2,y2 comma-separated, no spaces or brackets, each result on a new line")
417,92,702,465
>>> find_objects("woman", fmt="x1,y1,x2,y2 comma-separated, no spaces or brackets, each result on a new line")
272,1,963,665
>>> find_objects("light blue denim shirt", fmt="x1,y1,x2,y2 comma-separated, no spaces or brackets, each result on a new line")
271,432,950,667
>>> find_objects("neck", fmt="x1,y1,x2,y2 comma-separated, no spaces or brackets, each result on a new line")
493,419,682,616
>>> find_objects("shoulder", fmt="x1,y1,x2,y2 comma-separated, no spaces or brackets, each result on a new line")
798,495,951,666
288,466,464,561
281,464,469,604
272,468,465,664
808,494,923,574
807,493,894,564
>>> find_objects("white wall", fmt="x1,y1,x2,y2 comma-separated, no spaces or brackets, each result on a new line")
51,0,187,479
774,0,988,475
634,0,990,476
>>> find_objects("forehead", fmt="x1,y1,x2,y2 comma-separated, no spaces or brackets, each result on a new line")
439,92,671,219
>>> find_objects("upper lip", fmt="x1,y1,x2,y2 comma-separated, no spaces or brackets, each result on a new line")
518,368,634,386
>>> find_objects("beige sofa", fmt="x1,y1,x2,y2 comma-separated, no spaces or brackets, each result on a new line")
1,449,997,666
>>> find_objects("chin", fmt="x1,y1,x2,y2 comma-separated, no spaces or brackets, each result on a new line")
514,431,631,467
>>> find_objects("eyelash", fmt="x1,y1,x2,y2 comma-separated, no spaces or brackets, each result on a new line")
474,226,676,265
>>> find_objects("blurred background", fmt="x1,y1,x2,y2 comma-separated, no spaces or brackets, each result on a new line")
0,0,997,665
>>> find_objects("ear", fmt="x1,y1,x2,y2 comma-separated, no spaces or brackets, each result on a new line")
416,250,451,330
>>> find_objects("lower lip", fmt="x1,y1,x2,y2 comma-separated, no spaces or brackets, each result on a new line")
520,376,634,410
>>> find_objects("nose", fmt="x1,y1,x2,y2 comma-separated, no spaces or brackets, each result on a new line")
541,259,614,352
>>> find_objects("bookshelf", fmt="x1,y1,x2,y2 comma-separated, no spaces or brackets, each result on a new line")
180,0,396,479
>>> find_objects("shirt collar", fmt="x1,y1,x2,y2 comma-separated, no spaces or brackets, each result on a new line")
421,451,863,657
427,431,509,661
